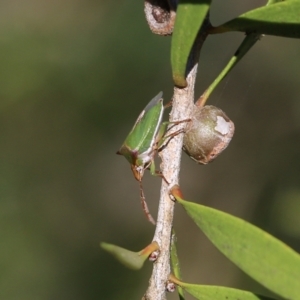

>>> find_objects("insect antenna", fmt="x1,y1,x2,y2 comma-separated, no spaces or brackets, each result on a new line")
139,180,156,225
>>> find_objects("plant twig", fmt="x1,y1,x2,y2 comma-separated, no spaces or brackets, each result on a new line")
143,24,208,300
143,67,197,300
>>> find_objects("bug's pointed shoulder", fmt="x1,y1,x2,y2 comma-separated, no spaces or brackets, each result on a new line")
144,91,163,113
133,92,163,126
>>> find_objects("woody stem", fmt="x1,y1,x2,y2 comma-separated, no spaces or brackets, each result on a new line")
144,21,209,300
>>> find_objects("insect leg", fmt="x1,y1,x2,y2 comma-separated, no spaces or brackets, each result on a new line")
139,180,156,225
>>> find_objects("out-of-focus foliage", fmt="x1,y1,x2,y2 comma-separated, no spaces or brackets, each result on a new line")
1,0,300,299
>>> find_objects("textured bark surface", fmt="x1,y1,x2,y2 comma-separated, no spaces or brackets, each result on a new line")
143,74,196,300
143,2,209,299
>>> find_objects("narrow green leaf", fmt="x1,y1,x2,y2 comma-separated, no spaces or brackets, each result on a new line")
184,286,274,300
170,231,185,299
101,242,145,270
171,0,211,87
198,32,261,106
101,242,158,270
176,198,300,300
184,284,276,300
171,278,276,300
212,0,300,38
198,0,284,106
169,275,276,299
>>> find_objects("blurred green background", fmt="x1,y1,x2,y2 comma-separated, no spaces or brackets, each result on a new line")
1,0,300,299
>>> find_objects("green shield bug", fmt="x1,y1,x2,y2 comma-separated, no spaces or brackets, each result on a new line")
117,91,189,224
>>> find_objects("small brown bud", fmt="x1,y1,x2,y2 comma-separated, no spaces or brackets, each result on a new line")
183,105,234,164
166,281,176,293
148,250,160,262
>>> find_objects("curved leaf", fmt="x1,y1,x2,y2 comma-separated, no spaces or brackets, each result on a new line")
175,197,300,299
212,0,300,38
101,241,159,270
171,0,211,87
170,231,185,299
198,0,284,106
182,285,275,300
198,32,261,106
169,275,276,300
